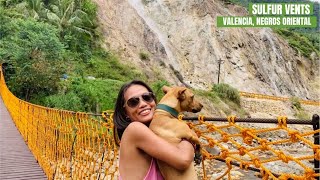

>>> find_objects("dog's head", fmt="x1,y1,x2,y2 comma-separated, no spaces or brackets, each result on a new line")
162,86,203,113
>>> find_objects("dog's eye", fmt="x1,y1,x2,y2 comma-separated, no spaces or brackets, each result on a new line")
191,95,194,99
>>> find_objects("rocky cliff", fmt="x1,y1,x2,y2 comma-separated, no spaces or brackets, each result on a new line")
93,0,319,100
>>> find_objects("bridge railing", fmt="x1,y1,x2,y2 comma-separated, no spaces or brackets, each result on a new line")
1,66,319,179
0,67,118,179
239,91,320,106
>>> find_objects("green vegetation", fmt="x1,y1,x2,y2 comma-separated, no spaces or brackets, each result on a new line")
192,84,247,117
290,96,309,119
275,29,320,58
295,110,309,120
0,18,65,100
212,83,241,105
290,96,302,110
41,78,124,112
0,0,146,113
150,80,171,102
42,92,84,112
84,50,146,81
139,51,150,61
0,0,176,114
210,83,248,117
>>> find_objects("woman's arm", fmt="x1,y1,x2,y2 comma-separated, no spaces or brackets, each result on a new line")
123,122,195,170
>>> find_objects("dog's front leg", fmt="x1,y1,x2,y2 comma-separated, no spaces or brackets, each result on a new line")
186,131,202,165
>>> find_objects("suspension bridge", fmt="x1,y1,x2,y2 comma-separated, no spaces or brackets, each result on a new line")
0,65,319,180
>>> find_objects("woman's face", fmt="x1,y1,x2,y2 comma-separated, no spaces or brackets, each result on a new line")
124,84,156,124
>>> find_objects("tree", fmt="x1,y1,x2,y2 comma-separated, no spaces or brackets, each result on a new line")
45,0,97,60
0,17,65,100
26,0,47,19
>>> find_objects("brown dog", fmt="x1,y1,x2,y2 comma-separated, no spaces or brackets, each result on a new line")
149,86,203,180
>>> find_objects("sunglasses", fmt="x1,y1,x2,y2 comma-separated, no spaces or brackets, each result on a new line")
124,92,155,108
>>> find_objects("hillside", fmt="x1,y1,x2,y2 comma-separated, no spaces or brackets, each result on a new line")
91,0,319,118
94,0,319,100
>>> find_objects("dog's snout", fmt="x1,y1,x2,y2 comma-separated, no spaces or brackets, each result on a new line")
192,109,199,113
191,102,203,113
197,102,203,109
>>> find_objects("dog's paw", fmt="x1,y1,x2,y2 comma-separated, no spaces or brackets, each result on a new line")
194,152,202,165
194,144,202,165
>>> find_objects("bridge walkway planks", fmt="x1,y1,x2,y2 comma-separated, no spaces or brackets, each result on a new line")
0,96,47,180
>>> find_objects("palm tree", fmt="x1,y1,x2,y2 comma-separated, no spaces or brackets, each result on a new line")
26,0,46,19
46,0,93,39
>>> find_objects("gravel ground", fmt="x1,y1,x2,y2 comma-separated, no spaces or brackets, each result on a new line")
192,120,316,180
181,97,319,179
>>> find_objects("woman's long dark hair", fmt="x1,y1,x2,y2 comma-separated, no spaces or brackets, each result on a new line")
113,80,157,143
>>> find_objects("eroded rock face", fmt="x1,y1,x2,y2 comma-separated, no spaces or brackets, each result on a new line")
93,0,319,100
93,0,182,85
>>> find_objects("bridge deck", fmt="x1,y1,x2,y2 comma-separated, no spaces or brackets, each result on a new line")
0,97,47,180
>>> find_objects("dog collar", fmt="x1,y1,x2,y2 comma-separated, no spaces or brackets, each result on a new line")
156,104,179,118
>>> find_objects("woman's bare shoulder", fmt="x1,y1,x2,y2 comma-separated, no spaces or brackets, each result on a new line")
122,122,152,140
125,121,149,132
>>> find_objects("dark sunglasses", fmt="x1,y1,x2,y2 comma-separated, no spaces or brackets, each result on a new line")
124,92,155,108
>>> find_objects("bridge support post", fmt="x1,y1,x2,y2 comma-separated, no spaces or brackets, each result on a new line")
312,114,319,180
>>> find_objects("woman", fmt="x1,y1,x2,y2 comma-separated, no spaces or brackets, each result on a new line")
113,80,195,180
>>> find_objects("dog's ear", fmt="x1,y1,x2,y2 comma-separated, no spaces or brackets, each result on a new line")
162,86,171,94
178,88,187,101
